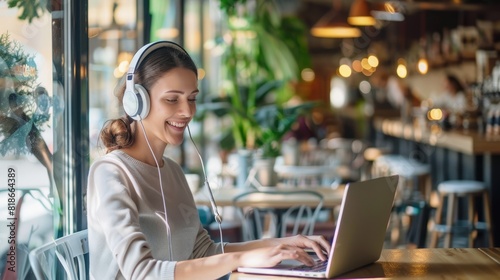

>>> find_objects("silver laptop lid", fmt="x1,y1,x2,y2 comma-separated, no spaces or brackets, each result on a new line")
236,175,399,279
326,175,398,277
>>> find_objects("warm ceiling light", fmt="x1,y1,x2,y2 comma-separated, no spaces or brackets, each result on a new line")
348,0,376,26
301,68,315,82
311,10,361,38
371,2,405,22
339,64,352,77
352,60,362,72
397,64,407,78
368,55,379,67
417,58,429,74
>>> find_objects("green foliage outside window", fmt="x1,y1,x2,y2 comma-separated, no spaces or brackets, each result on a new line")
198,0,315,158
7,0,48,23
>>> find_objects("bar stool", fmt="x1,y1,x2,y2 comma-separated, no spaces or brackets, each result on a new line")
372,155,431,201
372,155,432,248
430,180,493,248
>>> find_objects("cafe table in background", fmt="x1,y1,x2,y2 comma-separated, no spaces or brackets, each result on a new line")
230,248,500,279
193,185,345,209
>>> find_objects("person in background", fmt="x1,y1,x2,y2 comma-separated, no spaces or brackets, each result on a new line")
86,41,330,280
432,73,467,114
431,73,468,128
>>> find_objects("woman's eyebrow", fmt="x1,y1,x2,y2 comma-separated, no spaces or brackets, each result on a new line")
162,89,200,95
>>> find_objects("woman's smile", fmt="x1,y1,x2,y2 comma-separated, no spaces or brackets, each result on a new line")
167,121,187,128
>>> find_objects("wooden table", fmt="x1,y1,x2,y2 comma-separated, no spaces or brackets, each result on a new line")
194,186,345,209
480,247,500,265
229,248,500,279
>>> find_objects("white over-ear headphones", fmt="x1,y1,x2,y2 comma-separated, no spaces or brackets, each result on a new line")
123,41,188,120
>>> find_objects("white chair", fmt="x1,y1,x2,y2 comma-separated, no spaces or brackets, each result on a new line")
29,229,89,280
233,190,324,241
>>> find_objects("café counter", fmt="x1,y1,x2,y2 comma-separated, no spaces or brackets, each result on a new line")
373,118,500,246
374,118,500,155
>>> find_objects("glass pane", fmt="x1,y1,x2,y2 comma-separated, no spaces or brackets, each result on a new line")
88,0,138,163
192,1,232,187
0,1,64,279
150,0,180,42
147,0,185,165
182,0,203,173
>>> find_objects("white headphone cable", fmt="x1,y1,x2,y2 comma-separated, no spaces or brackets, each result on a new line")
187,125,225,254
137,117,174,261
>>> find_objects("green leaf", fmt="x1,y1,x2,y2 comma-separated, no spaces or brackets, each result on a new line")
7,0,47,23
212,0,312,152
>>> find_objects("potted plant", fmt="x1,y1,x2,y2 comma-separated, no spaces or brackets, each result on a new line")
251,101,317,186
197,0,314,187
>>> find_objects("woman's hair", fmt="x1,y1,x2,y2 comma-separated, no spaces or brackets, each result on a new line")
100,43,197,153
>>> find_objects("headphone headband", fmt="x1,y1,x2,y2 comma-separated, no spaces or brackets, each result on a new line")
126,41,188,90
123,41,190,120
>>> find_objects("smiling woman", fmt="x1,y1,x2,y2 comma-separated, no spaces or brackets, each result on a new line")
88,41,213,279
87,40,330,280
99,42,198,153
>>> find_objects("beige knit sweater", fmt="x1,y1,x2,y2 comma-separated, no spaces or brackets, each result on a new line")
87,150,223,279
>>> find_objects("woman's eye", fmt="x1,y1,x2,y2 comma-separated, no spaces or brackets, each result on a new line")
165,99,177,103
188,98,197,102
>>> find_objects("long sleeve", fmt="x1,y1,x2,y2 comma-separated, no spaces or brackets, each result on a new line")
191,222,223,259
87,151,223,279
88,159,175,279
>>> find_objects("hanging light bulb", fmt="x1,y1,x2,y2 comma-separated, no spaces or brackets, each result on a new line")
417,57,429,74
371,2,405,22
397,59,408,78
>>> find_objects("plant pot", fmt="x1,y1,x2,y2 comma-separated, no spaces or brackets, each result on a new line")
236,149,253,188
281,138,300,165
253,157,278,187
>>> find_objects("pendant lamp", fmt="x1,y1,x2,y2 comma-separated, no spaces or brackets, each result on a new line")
311,0,361,38
348,0,376,26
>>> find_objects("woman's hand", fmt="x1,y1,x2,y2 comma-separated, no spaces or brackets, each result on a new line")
271,235,331,261
238,244,316,268
225,234,331,266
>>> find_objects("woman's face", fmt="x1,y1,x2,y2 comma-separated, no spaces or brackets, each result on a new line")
142,67,198,146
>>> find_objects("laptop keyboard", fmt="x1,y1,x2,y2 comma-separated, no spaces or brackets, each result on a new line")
288,260,328,272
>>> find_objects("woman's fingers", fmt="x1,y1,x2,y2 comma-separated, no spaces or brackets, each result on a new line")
293,249,315,266
309,236,331,261
291,235,331,261
275,245,315,266
240,235,334,269
240,245,316,268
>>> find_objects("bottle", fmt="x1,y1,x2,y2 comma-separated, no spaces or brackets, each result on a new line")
494,106,500,135
485,107,494,135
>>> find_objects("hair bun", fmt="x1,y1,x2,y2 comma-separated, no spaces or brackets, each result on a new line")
100,117,134,152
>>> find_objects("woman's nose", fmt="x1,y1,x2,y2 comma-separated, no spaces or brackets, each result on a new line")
178,100,194,117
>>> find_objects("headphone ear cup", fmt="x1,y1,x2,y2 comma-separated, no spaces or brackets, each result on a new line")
123,87,140,120
135,84,150,120
123,84,150,120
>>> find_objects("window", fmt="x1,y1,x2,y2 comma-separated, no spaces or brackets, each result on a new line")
88,0,139,163
0,1,88,277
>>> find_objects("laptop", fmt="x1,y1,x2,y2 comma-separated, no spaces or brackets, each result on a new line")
237,175,399,278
